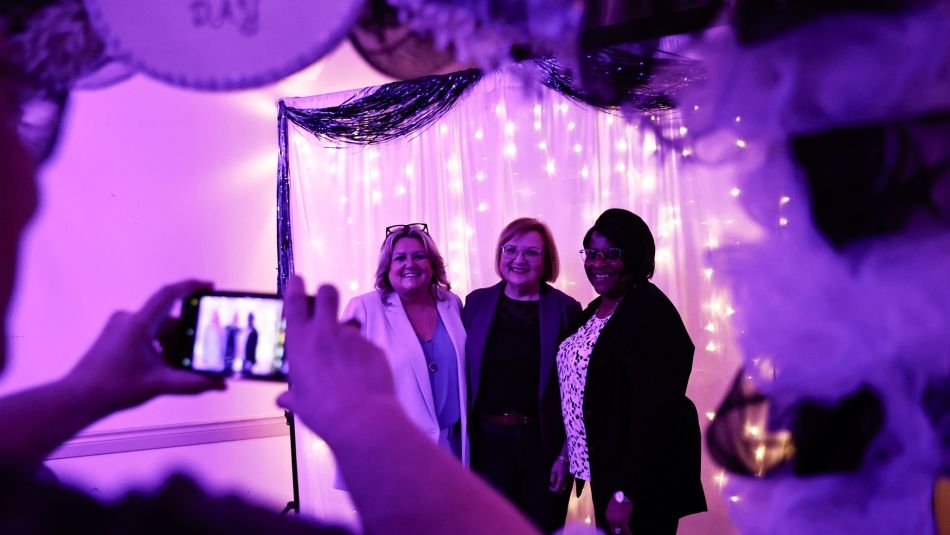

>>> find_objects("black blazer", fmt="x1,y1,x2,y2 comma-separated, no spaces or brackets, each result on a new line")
463,282,582,462
582,282,707,521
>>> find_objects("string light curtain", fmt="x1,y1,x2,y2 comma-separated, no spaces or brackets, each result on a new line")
281,69,750,533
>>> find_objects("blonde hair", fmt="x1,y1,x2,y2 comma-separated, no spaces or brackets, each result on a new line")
374,228,451,297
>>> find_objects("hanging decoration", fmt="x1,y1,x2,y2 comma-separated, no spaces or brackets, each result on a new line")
386,0,584,69
282,68,482,144
535,46,705,111
82,0,366,90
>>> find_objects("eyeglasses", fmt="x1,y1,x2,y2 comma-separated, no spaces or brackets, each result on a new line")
500,245,543,260
385,223,429,236
580,248,623,263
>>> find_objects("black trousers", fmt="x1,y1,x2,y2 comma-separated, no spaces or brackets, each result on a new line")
472,421,568,534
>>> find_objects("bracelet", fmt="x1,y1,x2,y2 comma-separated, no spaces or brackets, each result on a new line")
557,454,569,462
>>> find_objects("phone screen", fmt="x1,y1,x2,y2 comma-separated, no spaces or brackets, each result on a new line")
176,292,288,381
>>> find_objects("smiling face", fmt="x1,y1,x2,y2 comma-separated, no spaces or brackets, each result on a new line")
387,236,434,298
584,231,632,298
499,230,545,294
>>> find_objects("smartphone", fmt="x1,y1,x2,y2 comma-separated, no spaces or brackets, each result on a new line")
173,291,290,381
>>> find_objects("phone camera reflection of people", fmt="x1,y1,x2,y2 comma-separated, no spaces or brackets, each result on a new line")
342,223,469,462
556,209,706,535
242,312,258,375
462,218,581,533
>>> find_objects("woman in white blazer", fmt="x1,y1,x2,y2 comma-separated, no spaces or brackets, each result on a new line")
342,223,468,465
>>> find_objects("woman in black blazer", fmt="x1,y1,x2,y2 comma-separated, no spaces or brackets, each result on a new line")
556,209,706,535
463,218,582,533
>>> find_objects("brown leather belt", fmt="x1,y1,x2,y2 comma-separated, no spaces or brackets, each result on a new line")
479,412,538,426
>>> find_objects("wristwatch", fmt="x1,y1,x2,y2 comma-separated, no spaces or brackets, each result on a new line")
613,490,631,504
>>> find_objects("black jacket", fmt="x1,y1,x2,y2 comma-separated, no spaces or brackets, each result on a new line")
581,282,707,522
463,281,582,463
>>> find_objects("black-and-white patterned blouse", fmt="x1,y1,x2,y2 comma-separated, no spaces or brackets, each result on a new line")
556,313,611,480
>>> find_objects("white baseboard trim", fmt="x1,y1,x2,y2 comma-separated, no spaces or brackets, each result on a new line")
49,416,290,460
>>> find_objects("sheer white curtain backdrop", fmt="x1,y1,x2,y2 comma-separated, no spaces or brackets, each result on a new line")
282,69,751,533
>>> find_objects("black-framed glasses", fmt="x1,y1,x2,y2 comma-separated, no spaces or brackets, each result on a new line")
500,245,543,261
385,223,429,236
580,248,623,263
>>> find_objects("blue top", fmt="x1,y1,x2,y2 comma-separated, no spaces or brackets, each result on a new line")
418,315,461,430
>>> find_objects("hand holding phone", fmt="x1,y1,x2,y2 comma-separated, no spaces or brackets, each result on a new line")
172,291,291,381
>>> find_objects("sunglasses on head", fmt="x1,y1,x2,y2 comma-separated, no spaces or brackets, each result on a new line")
385,223,429,236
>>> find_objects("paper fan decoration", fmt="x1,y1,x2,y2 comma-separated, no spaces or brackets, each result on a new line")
83,0,365,90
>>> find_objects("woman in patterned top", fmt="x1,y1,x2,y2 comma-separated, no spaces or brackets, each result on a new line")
555,208,706,535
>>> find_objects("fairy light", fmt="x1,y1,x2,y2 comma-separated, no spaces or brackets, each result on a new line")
475,171,486,182
745,425,761,437
736,139,747,148
754,445,766,462
735,116,742,123
404,164,414,176
714,471,727,488
395,185,407,196
679,126,688,136
730,187,741,197
533,104,542,115
546,159,556,175
504,142,517,159
573,143,583,153
706,411,716,421
495,103,506,116
730,496,741,503
339,195,348,204
439,124,448,135
559,102,569,114
682,147,693,157
778,217,788,226
616,140,628,152
706,341,719,352
477,202,489,212
505,121,516,135
580,165,589,178
703,268,714,280
474,129,484,140
446,155,460,171
779,195,791,205
347,281,359,292
371,189,382,205
641,173,656,192
538,141,547,150
533,120,542,130
615,162,626,173
567,122,576,131
644,132,658,153
705,322,716,333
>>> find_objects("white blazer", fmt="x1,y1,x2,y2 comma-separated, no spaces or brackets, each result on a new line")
342,288,469,466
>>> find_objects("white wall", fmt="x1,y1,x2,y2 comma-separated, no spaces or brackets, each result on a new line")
5,39,391,506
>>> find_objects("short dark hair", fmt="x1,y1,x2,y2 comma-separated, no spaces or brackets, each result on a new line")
583,208,655,282
494,217,560,282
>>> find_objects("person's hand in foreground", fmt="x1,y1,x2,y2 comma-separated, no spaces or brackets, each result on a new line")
0,280,225,468
278,276,541,535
